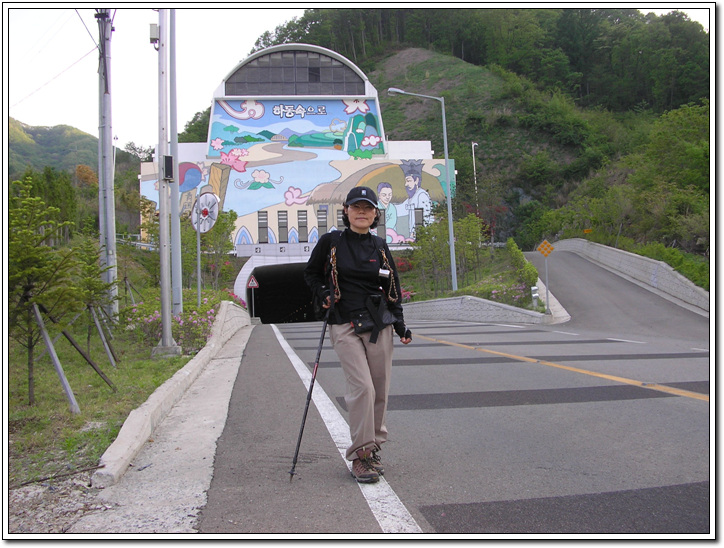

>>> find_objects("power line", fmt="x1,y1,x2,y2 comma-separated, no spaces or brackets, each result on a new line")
10,47,97,109
17,10,75,67
76,9,98,49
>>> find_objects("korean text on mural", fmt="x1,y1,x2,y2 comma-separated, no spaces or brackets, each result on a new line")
272,104,328,118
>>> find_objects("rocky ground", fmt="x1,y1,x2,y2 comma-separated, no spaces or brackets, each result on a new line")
7,472,110,535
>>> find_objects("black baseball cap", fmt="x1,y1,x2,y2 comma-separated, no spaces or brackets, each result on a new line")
345,186,378,207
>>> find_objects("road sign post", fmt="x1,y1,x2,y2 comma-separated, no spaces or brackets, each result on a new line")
247,275,259,317
536,240,555,314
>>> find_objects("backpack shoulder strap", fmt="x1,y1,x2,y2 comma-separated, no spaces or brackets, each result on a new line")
327,230,343,321
371,235,400,303
331,229,344,246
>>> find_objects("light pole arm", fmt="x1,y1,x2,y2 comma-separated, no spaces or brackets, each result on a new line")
387,86,458,291
388,87,442,104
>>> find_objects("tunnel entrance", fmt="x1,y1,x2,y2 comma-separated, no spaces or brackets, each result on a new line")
245,263,317,324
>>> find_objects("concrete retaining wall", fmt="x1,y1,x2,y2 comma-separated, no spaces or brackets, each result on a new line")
403,295,554,325
92,301,250,488
553,238,709,313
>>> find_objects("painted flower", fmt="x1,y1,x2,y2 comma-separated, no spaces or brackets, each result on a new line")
343,99,370,115
229,148,249,158
284,186,308,206
210,137,224,151
220,151,248,173
252,170,271,183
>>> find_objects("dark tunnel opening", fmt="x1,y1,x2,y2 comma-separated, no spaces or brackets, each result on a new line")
245,263,317,324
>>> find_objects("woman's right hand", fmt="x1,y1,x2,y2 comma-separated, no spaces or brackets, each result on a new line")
322,295,339,309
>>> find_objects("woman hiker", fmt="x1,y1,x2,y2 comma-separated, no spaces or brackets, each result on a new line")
304,186,412,483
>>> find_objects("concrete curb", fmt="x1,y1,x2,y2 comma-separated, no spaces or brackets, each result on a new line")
91,301,251,489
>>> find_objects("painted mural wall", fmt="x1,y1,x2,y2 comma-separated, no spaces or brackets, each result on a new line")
141,98,455,250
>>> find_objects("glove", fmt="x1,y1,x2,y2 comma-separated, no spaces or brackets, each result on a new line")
393,320,412,340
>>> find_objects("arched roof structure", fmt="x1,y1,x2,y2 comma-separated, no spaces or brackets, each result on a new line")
214,43,378,98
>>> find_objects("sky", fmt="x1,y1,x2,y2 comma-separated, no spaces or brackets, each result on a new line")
5,5,307,149
3,4,714,153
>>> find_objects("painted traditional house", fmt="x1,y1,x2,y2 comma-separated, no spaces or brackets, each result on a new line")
140,43,455,303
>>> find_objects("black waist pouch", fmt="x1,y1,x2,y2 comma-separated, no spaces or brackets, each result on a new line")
350,295,395,343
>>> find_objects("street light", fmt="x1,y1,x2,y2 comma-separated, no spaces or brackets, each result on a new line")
471,142,479,217
387,87,458,291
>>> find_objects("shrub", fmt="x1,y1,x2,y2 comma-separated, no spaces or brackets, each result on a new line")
467,275,531,307
395,257,413,273
636,242,709,291
119,290,229,355
400,285,415,303
506,237,540,289
506,237,527,270
521,261,539,287
225,289,247,308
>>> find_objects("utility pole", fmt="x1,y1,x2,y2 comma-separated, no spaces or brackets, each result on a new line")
95,9,118,318
471,142,479,217
151,9,180,357
169,9,183,315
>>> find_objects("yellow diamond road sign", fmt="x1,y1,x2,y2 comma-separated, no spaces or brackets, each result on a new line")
537,240,554,257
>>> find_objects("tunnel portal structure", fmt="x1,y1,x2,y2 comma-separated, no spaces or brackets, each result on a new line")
140,43,455,323
245,262,314,324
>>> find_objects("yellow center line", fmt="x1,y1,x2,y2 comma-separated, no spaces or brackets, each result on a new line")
416,334,709,402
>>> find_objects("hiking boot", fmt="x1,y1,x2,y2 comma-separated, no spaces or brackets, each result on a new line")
370,445,384,476
351,448,379,483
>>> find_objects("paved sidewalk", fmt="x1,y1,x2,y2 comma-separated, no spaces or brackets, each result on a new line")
195,324,385,535
70,306,253,533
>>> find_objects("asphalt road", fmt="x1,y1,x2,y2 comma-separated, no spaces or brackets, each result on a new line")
196,249,710,537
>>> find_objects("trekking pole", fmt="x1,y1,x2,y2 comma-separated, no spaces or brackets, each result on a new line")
289,310,329,481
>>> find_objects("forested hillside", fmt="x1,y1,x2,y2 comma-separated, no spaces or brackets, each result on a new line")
8,118,150,235
255,8,709,113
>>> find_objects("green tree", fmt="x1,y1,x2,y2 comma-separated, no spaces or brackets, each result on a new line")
631,101,709,192
202,210,238,290
412,215,451,296
179,108,211,143
624,101,709,249
179,219,200,289
73,233,117,354
115,167,143,234
123,141,154,162
17,167,77,245
454,214,486,286
513,200,550,250
137,196,161,286
9,178,81,406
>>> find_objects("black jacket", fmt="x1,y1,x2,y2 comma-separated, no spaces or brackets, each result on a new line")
303,229,405,325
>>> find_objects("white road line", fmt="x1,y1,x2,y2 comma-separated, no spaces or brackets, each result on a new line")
553,331,580,336
607,337,647,344
272,324,423,534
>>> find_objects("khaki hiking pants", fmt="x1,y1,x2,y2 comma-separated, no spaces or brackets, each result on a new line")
329,322,394,460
